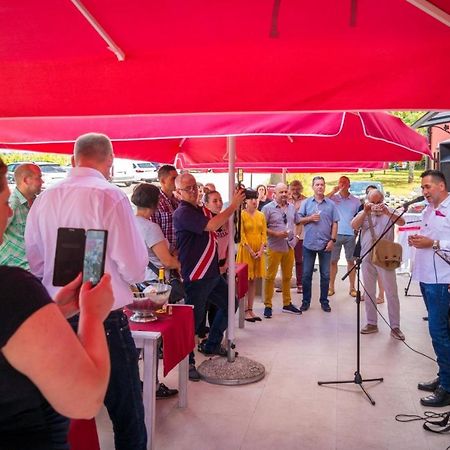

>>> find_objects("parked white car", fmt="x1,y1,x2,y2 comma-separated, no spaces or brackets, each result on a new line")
111,158,135,187
131,161,159,182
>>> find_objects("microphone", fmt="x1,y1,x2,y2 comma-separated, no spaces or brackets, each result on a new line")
397,195,425,210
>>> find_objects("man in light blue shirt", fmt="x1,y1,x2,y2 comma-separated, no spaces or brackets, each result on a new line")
327,176,361,297
298,176,339,312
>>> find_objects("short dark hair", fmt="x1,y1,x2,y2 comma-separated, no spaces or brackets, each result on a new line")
131,183,160,209
312,176,325,186
421,169,448,189
157,164,176,181
365,184,378,194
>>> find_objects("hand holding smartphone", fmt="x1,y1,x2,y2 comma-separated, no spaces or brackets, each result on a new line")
83,230,108,286
53,228,108,287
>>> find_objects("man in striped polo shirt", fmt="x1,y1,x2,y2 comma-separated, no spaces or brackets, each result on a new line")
173,173,245,381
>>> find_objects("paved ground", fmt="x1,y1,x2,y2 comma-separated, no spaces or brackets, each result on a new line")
96,269,448,450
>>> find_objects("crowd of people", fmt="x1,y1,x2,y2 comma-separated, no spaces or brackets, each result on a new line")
1,132,449,449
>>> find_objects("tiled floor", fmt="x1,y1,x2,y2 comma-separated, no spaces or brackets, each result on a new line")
97,270,450,450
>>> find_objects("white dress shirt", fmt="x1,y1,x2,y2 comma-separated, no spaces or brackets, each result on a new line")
412,194,450,284
25,167,148,309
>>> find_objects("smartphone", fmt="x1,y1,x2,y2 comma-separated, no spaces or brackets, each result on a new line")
82,229,108,286
53,228,86,286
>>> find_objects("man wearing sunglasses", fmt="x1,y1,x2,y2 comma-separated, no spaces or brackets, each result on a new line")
262,183,302,318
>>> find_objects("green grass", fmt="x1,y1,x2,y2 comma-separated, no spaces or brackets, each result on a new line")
286,169,424,197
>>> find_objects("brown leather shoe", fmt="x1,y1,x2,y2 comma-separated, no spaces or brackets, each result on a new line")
360,324,378,334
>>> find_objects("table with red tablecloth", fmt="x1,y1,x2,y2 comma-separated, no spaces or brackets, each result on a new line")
127,304,194,450
235,262,249,328
69,304,194,450
126,304,194,376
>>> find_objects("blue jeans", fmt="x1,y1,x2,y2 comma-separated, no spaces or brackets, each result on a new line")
302,246,332,305
184,275,235,365
420,283,450,391
69,310,147,450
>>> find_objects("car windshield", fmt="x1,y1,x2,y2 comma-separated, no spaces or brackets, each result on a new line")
39,165,63,173
136,163,154,169
349,181,383,195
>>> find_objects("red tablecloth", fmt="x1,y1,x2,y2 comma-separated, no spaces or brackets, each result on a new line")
235,263,248,299
125,305,195,376
68,418,100,450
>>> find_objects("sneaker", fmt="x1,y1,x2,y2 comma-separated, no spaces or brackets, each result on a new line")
299,303,310,312
321,303,331,312
391,328,405,340
282,303,302,315
264,307,272,318
189,364,201,382
360,324,378,334
156,383,178,399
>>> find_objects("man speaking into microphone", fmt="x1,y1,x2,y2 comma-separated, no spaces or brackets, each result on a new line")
409,169,450,408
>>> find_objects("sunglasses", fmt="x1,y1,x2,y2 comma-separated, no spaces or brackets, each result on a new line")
282,213,287,224
179,184,198,193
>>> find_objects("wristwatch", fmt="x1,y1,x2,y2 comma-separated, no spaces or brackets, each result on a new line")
432,240,440,250
330,238,337,243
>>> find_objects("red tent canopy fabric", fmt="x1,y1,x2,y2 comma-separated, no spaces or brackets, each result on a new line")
1,0,449,118
0,112,430,163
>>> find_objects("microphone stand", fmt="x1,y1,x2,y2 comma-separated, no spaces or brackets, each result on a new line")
318,206,407,405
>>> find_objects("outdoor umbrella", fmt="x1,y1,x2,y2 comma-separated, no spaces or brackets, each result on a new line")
0,0,449,118
0,112,430,163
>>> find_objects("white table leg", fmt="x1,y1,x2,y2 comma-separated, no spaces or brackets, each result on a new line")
238,296,245,328
178,355,189,408
142,338,158,450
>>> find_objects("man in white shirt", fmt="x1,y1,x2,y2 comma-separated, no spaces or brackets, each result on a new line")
25,133,149,450
410,169,450,408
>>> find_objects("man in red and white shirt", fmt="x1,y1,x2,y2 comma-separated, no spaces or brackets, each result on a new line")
173,173,244,381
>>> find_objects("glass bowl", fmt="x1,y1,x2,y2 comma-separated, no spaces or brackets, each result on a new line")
127,282,172,322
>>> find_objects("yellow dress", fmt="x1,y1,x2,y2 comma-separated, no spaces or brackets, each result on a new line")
236,210,267,280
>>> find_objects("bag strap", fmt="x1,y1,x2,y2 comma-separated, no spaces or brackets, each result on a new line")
366,212,378,243
147,260,160,276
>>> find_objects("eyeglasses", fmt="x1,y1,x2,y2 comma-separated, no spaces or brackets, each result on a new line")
179,184,198,193
282,213,287,224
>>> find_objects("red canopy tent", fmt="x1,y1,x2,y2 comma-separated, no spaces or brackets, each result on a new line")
0,0,449,118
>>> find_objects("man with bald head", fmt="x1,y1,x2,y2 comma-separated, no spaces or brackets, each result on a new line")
0,163,42,269
173,173,245,380
351,188,405,340
262,182,302,318
26,133,149,450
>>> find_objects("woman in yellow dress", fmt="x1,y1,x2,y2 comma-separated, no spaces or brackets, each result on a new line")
236,197,267,322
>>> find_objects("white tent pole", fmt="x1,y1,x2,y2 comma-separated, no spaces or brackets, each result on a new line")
226,136,236,362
